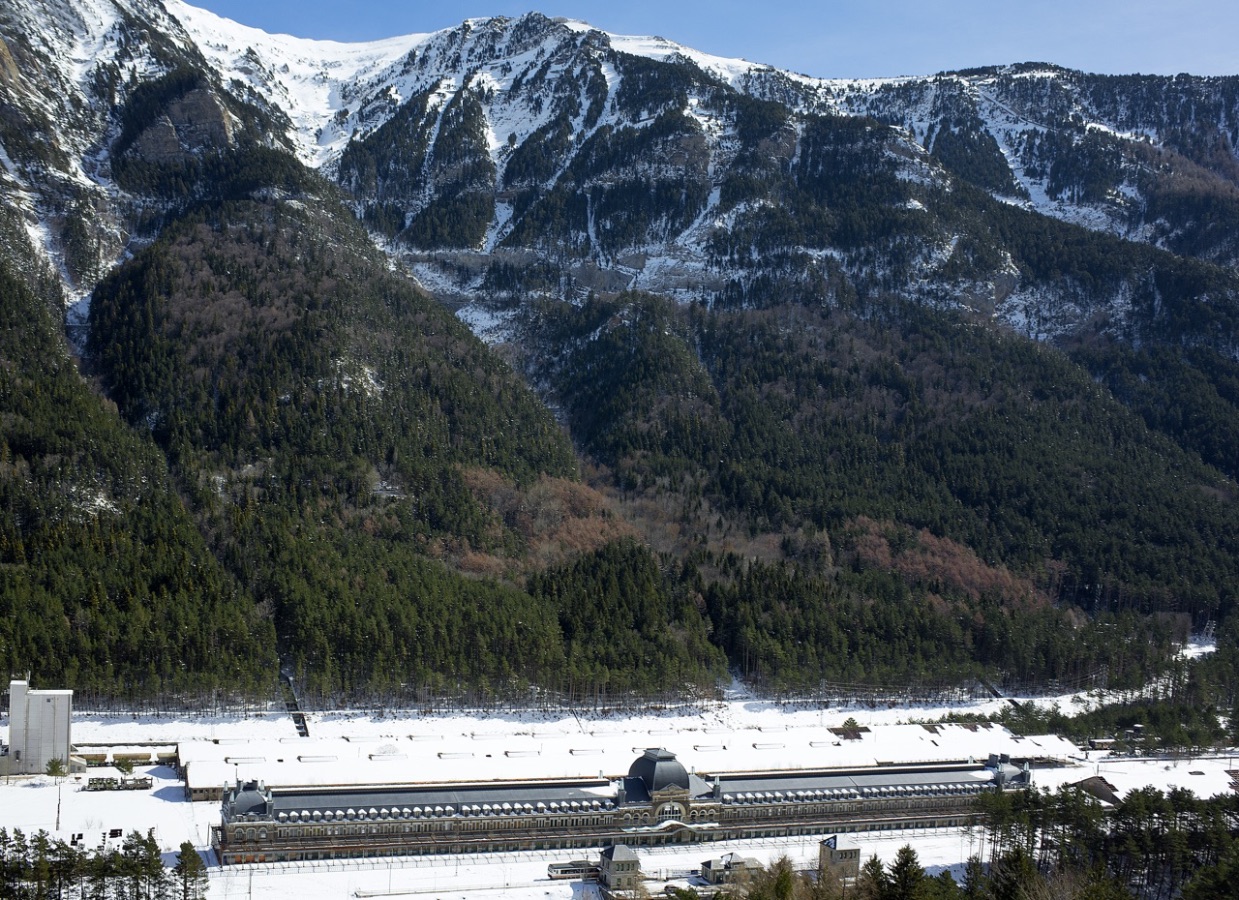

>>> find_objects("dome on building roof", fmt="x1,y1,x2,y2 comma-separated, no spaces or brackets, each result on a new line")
231,781,270,817
628,748,689,794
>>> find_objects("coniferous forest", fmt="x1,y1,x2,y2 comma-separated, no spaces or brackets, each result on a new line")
0,828,207,900
0,3,1238,734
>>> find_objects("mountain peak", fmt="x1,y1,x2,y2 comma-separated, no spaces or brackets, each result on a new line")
166,0,428,166
165,4,790,168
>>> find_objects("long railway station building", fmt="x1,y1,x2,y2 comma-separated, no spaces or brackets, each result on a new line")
213,741,1040,864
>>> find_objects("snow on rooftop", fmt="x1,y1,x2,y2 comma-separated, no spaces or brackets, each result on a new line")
2,748,1234,900
1043,755,1237,801
175,721,1078,794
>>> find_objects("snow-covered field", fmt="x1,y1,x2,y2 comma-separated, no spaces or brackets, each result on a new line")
204,828,992,900
2,640,1229,899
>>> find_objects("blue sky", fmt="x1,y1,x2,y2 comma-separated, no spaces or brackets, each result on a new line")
187,0,1238,79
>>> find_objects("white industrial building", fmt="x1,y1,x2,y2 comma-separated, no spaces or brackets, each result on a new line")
1,679,73,776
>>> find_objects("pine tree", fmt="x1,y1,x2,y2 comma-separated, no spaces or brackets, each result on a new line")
857,854,890,900
989,847,1040,900
888,845,927,900
172,842,208,900
960,856,986,900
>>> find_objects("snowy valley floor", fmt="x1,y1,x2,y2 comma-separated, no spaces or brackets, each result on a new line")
2,653,1233,899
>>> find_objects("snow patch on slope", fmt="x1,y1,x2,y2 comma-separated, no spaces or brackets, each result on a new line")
456,302,518,345
167,0,427,166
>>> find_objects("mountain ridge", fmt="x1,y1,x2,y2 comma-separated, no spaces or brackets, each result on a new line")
168,5,1239,275
1,0,1238,704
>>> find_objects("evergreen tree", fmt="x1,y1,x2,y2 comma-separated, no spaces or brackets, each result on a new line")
857,855,890,900
960,857,986,900
988,847,1040,900
888,845,928,900
172,842,208,900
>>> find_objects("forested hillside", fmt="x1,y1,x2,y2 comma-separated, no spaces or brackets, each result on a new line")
1,1,1238,706
0,211,275,700
84,147,729,700
514,289,1231,690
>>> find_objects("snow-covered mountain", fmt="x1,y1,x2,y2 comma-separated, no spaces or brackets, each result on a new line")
3,0,1237,341
165,0,425,168
164,5,1239,267
161,5,1239,341
5,0,1239,708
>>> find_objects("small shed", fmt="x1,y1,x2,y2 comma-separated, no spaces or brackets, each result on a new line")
701,852,763,885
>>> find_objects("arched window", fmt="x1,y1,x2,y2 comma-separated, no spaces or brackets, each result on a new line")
658,803,683,822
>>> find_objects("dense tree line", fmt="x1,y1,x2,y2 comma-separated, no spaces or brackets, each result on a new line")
83,191,619,701
0,829,207,900
702,559,1178,693
967,614,1239,751
1073,341,1239,481
975,784,1239,900
696,780,1239,899
79,140,732,702
527,540,726,699
515,288,1239,690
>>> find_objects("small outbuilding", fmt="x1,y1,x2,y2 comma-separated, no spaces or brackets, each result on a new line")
599,844,642,896
820,835,862,883
701,852,763,885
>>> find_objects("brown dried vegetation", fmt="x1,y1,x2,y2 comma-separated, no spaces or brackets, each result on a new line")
847,516,1049,610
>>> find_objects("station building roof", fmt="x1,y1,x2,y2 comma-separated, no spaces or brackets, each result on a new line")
183,722,1077,797
716,762,1002,801
274,778,613,815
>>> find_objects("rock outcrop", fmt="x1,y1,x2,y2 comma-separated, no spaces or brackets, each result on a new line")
130,88,234,164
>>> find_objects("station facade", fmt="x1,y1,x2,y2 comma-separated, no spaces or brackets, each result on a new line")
214,747,1027,864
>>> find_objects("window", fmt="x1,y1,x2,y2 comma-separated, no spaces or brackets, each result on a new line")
658,804,684,822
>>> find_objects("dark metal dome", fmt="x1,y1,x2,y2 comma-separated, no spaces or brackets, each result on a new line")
232,781,270,816
628,748,689,793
